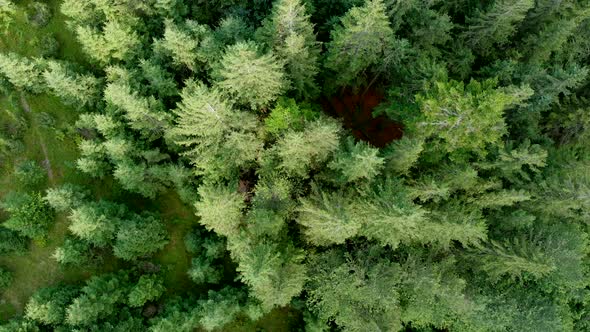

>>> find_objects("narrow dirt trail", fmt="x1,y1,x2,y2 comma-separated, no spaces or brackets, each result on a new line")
19,93,56,184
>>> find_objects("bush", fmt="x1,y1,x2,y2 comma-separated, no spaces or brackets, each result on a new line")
0,267,13,289
39,35,60,58
53,237,92,267
14,160,47,190
27,2,52,27
0,191,54,239
44,183,88,213
0,227,27,255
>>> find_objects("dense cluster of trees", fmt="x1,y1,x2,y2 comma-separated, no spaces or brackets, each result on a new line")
1,0,590,330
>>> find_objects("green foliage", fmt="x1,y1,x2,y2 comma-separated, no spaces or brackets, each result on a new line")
3,0,590,330
414,79,533,157
14,160,47,190
276,116,341,178
43,61,102,108
157,19,211,71
462,0,534,56
128,274,165,307
76,21,142,64
113,214,169,260
25,285,78,326
0,53,45,93
104,82,171,140
263,97,319,138
44,184,88,213
327,137,384,183
168,80,262,179
0,0,16,31
257,0,320,99
65,272,129,326
52,237,92,267
232,239,306,311
194,184,244,238
1,192,54,239
26,2,52,28
197,287,247,331
0,267,13,290
215,41,287,111
325,0,394,88
67,201,126,247
307,248,403,331
297,185,361,245
0,228,27,255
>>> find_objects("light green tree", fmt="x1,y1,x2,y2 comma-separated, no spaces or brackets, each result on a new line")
414,79,533,157
257,0,320,99
128,274,166,307
0,53,45,93
113,214,169,260
324,0,394,88
195,184,245,238
167,81,262,179
215,41,287,111
43,61,102,108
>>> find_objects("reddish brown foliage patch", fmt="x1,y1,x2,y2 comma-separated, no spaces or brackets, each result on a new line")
322,88,403,148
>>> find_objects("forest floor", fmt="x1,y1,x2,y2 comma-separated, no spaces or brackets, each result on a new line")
0,1,297,329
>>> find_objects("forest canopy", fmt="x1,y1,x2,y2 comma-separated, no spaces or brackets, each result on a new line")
0,0,590,331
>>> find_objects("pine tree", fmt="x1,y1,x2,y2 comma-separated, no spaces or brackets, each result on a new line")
414,79,533,157
167,81,262,179
215,41,287,111
128,274,166,307
194,183,245,238
43,61,102,108
44,184,89,213
232,239,306,311
324,0,394,89
296,185,362,245
104,82,171,140
257,0,320,99
276,116,341,178
462,0,535,56
65,272,129,326
0,53,45,93
52,237,93,267
327,137,384,184
25,285,79,326
113,214,169,260
76,20,141,64
1,192,54,239
67,201,126,247
156,19,211,71
306,247,403,332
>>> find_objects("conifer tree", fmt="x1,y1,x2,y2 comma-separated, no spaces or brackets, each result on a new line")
0,53,45,93
414,79,533,157
194,183,245,238
276,116,341,178
113,214,169,260
65,272,129,326
127,274,166,307
232,239,306,311
215,41,287,111
25,285,79,326
67,201,126,247
43,61,102,108
462,0,535,56
104,82,171,140
257,0,320,99
168,81,262,179
324,0,394,89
